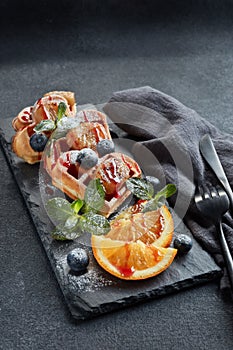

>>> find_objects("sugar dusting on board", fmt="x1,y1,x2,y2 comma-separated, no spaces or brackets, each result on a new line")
69,269,115,293
58,255,116,293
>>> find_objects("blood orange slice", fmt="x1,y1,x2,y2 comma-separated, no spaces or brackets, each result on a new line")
92,235,177,280
106,205,174,248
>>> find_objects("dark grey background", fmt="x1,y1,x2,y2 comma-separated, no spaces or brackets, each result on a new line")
1,1,233,349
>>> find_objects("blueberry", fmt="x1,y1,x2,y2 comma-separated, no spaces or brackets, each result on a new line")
173,234,193,254
145,176,161,192
67,248,89,272
97,139,115,157
29,133,48,152
76,148,98,169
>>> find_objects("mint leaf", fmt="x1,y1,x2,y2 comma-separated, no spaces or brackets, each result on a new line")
51,215,81,240
80,213,110,235
46,198,74,224
34,120,56,133
57,102,67,122
71,199,84,214
154,184,176,201
126,177,154,200
141,197,165,213
142,184,176,213
84,179,105,213
33,102,67,136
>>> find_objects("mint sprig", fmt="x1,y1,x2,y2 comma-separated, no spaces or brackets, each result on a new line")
84,179,106,212
34,119,56,134
126,177,154,200
126,177,176,212
142,184,176,212
46,197,74,224
57,102,67,122
45,179,110,240
80,213,110,236
51,215,81,240
71,199,85,214
33,102,67,134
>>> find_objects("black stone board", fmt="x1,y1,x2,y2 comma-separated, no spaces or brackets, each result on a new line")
0,118,222,320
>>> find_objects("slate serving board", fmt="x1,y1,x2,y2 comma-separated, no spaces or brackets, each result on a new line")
0,118,222,320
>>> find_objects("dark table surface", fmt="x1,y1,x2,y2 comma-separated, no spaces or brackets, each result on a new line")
1,1,233,349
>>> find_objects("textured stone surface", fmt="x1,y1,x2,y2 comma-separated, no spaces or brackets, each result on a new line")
0,119,221,320
1,3,233,347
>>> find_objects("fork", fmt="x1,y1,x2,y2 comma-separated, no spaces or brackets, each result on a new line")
195,185,233,290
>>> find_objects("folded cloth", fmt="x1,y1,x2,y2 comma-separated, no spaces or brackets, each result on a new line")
104,86,233,291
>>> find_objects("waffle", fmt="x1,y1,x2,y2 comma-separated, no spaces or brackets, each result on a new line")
12,124,44,164
44,109,112,175
49,151,142,217
75,109,112,125
66,109,112,151
12,106,34,131
11,91,76,164
32,91,76,125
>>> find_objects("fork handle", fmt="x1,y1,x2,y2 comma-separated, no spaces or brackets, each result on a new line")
217,220,233,290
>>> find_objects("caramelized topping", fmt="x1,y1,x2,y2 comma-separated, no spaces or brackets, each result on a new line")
66,122,109,151
95,157,130,195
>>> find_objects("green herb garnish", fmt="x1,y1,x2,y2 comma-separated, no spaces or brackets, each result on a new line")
80,213,111,236
57,102,67,122
33,102,67,134
51,216,81,240
46,197,74,224
70,199,85,214
34,119,56,134
126,178,176,212
126,177,154,200
84,179,106,212
45,179,110,240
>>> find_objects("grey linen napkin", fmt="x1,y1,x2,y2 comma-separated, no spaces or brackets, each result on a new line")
104,86,233,291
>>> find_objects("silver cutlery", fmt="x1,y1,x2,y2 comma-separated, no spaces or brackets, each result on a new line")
199,134,233,213
195,185,233,290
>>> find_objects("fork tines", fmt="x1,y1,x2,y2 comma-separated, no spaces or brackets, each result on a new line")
196,185,222,200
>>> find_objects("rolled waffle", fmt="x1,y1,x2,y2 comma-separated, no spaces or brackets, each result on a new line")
11,91,76,164
49,151,142,217
32,91,76,125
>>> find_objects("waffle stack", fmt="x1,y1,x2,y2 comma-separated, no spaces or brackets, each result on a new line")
12,91,142,217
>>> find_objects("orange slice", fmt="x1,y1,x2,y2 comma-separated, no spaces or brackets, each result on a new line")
92,235,177,280
106,205,174,248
